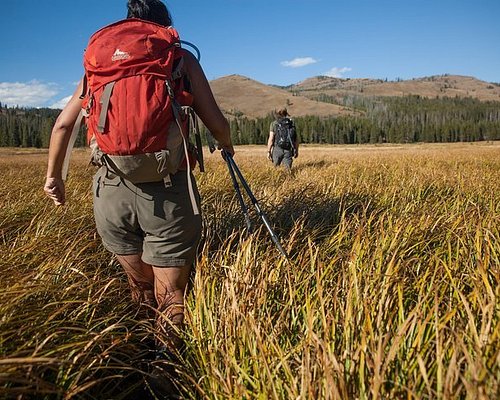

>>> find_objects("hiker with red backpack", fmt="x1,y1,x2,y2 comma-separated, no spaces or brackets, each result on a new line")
267,107,299,170
44,0,233,386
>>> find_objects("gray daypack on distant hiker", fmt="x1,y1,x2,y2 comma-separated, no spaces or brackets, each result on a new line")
274,117,296,151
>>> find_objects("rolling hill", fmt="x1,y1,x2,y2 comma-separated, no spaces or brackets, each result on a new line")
209,74,360,119
209,74,500,119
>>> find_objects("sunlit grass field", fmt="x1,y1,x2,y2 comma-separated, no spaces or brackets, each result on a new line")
1,142,499,399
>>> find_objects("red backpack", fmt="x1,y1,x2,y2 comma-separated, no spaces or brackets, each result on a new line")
83,18,190,152
81,19,200,184
71,18,202,214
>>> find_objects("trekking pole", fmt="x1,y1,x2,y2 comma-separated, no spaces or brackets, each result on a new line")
224,154,253,233
206,132,252,231
222,150,289,259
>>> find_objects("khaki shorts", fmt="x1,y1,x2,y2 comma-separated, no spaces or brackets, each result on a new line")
92,167,202,267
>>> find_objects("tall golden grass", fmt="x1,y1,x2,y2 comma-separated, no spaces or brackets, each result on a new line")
0,143,499,399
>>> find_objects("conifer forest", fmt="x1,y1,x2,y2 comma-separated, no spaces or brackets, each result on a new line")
1,95,499,148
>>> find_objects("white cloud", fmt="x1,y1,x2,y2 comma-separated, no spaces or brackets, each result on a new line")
49,96,72,109
0,80,58,108
281,57,318,68
324,67,352,78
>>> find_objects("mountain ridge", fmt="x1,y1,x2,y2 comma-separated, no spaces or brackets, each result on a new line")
209,74,500,119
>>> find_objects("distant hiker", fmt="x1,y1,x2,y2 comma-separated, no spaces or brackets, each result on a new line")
44,0,233,385
267,108,298,170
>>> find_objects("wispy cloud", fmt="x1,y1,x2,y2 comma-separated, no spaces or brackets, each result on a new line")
0,80,58,108
281,57,318,68
49,96,72,110
324,67,352,78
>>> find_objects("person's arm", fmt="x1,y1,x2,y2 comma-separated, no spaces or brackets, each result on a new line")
183,51,234,156
267,127,275,160
290,120,299,158
293,136,299,158
44,80,84,205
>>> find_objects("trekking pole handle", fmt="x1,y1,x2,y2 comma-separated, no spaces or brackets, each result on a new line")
206,131,217,153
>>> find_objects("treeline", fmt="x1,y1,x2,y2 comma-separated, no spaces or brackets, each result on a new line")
0,105,57,147
225,96,500,145
0,104,86,148
1,96,499,148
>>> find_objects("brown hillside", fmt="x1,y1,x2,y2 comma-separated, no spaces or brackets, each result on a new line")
209,74,359,119
209,74,500,120
290,74,500,102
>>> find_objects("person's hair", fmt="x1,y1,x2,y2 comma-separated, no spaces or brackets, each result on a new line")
127,0,172,27
277,108,289,117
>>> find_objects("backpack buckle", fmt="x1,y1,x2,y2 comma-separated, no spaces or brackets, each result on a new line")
82,95,94,117
165,81,175,98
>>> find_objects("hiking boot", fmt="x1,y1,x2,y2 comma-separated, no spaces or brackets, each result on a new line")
144,360,182,399
143,344,185,399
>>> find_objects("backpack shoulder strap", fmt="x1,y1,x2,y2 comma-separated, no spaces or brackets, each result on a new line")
172,56,184,80
61,109,85,181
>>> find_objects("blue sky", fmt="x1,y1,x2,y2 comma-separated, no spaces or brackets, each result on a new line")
1,0,499,108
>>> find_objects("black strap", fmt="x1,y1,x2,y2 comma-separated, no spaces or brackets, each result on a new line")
79,75,88,100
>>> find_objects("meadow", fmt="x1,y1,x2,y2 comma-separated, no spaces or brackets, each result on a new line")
0,142,499,399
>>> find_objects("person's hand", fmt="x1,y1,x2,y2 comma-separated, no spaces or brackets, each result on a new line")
267,149,273,161
44,177,66,206
218,142,235,158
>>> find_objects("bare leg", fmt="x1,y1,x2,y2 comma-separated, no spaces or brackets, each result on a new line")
152,264,192,355
144,265,192,395
116,254,156,309
116,255,191,356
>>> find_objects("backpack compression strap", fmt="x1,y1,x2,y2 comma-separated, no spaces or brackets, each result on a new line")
170,97,200,215
166,58,201,215
97,82,115,133
96,53,184,135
